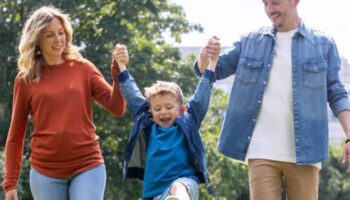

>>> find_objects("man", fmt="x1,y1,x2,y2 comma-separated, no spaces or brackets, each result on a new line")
195,0,350,199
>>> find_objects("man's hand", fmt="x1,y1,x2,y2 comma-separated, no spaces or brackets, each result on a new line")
337,111,350,173
342,142,350,173
113,44,129,71
198,36,221,73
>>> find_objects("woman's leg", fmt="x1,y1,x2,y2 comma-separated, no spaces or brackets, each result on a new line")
30,168,69,200
69,164,106,200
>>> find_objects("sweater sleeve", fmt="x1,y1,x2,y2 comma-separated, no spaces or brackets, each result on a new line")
90,60,126,117
3,76,31,192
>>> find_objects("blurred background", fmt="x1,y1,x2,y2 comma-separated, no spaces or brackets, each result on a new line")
1,0,350,199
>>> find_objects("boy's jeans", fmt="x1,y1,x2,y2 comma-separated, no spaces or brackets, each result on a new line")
30,164,106,200
154,177,199,200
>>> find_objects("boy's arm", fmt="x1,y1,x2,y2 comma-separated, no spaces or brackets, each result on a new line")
114,44,149,117
186,56,218,128
117,71,148,117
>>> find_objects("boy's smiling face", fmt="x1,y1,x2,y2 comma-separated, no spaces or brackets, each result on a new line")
149,93,183,128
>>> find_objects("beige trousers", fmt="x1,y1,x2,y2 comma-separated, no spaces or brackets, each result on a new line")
248,159,319,200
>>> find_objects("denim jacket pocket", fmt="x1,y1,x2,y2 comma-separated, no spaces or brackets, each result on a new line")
236,58,264,84
302,62,327,88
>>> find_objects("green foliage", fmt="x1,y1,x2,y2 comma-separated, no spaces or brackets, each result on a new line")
0,0,23,145
199,89,249,199
319,145,350,200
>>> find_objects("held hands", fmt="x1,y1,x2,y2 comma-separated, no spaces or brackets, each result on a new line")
199,36,221,73
113,44,129,72
206,36,220,72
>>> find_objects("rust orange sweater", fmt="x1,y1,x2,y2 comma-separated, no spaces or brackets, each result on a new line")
3,59,126,192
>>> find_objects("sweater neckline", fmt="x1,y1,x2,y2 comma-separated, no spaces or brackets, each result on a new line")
42,59,69,70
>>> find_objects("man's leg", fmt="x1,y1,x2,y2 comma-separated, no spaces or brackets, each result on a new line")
248,159,283,200
282,163,319,200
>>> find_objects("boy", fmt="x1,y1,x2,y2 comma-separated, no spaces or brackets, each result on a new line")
114,44,217,200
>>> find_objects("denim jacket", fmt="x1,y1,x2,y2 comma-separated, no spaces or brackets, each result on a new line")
195,22,350,164
117,70,216,194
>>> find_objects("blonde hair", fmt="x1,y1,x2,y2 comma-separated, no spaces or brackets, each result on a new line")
18,6,83,82
144,81,184,105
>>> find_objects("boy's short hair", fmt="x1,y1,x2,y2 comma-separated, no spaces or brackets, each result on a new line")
144,81,184,105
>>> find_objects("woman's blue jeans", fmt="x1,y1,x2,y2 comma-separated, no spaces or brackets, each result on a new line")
30,164,106,200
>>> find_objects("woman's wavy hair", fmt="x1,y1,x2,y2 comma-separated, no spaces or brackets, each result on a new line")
18,6,83,82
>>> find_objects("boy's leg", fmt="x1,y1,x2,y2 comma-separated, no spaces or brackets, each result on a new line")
167,182,190,200
248,159,283,200
155,177,199,200
29,167,69,200
282,163,319,200
69,164,106,200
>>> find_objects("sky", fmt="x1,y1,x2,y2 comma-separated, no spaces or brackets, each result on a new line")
168,0,350,60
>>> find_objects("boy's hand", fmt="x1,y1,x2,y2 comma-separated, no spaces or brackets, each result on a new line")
113,44,129,71
198,36,221,73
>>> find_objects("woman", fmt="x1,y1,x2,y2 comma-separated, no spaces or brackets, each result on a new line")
3,6,126,200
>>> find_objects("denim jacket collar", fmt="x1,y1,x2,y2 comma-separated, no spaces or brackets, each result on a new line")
262,20,317,45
